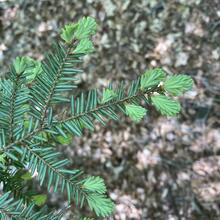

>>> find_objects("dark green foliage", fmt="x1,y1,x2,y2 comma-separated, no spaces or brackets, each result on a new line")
0,16,193,219
0,191,65,220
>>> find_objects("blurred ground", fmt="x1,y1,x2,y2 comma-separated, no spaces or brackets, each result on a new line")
0,0,220,219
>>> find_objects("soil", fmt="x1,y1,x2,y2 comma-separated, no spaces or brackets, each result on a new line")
0,0,220,219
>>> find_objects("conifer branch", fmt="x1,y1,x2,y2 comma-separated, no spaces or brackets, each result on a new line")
2,83,159,151
39,45,74,126
8,74,21,142
0,191,66,219
0,16,193,219
9,142,114,217
59,85,158,124
0,60,30,143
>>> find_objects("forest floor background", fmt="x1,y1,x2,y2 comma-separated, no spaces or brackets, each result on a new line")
0,0,220,219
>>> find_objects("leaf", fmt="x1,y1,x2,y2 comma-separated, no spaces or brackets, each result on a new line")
0,153,6,165
60,17,96,42
32,194,47,206
86,194,115,217
82,176,107,194
21,172,32,180
56,134,72,145
140,68,166,90
74,17,97,40
0,191,65,218
23,56,42,83
101,89,117,103
61,23,78,43
13,57,27,74
73,38,94,54
151,95,181,116
164,74,193,96
125,104,147,122
12,56,42,82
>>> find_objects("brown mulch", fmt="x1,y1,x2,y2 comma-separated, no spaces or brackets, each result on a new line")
0,0,220,219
